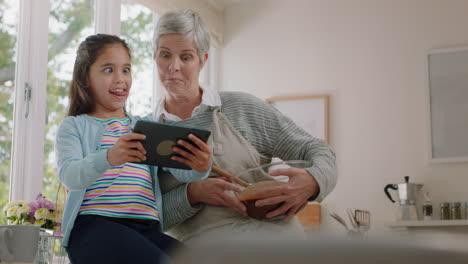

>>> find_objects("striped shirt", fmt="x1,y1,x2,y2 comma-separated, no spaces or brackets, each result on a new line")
78,117,160,221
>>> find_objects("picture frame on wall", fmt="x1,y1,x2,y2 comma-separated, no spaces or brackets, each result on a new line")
427,45,468,163
266,95,329,144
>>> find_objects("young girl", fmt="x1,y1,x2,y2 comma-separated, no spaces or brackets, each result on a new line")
55,34,211,264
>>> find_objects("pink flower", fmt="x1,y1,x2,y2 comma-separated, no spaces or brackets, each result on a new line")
30,193,55,212
4,193,62,234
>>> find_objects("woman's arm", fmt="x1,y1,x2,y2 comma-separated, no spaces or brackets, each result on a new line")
165,167,210,183
161,183,201,231
186,178,246,214
161,178,246,231
271,116,337,202
252,103,337,219
222,92,337,202
220,92,337,219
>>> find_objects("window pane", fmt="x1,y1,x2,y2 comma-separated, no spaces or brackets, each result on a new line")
121,0,155,117
42,0,95,201
0,0,17,225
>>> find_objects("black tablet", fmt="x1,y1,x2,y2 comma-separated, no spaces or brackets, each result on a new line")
133,120,211,170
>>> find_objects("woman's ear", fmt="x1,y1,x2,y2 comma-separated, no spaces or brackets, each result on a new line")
200,53,209,70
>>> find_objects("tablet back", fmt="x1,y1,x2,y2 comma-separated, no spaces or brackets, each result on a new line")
133,120,211,170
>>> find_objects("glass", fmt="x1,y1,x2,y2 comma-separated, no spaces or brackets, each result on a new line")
36,234,54,264
465,202,468,220
121,0,155,116
36,229,68,264
439,202,450,220
422,203,433,220
450,202,461,220
0,0,18,225
42,0,95,202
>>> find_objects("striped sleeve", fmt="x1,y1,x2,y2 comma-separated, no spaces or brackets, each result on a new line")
161,184,203,231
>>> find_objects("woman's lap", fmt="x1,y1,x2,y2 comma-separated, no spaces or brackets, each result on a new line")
67,215,181,264
182,217,306,244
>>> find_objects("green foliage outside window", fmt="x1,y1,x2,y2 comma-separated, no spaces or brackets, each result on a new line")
0,0,17,225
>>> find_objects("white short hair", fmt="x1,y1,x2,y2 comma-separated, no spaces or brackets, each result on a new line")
153,8,210,61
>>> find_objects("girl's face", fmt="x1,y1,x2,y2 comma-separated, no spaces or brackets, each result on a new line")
88,44,131,119
155,34,207,98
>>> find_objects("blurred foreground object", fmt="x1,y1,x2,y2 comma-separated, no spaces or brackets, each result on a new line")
169,233,468,264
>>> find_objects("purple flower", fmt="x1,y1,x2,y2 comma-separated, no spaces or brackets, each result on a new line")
29,200,41,212
4,193,62,232
30,193,55,213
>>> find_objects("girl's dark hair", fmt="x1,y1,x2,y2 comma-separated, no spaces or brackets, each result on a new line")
67,34,131,116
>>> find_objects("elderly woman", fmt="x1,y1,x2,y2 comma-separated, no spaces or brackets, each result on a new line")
155,8,337,242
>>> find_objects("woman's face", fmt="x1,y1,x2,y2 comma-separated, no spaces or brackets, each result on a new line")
155,34,207,97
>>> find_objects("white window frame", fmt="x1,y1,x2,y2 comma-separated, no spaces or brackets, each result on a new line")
200,47,219,91
95,0,121,35
9,0,139,201
10,0,50,201
120,2,157,112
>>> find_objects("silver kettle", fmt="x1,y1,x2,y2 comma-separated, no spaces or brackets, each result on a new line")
384,176,423,205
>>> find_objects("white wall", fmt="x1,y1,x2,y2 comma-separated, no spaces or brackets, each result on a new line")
219,0,468,234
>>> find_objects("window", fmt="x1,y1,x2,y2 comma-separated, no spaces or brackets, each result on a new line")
42,0,96,203
0,0,18,225
3,1,218,219
6,0,159,204
120,0,155,116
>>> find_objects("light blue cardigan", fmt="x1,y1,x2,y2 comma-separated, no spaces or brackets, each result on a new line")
55,114,209,247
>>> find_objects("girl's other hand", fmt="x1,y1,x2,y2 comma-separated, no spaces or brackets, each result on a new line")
107,133,147,166
171,134,211,172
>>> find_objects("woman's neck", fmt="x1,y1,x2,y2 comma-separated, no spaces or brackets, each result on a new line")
164,88,203,120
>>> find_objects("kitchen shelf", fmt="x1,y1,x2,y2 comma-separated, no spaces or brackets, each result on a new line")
385,219,468,228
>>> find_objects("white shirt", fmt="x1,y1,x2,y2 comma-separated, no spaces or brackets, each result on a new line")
152,87,221,122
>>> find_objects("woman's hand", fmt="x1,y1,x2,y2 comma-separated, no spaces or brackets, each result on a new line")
171,134,212,172
107,133,147,166
187,177,248,216
253,168,319,221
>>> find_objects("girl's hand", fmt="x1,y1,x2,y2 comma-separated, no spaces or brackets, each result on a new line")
171,134,211,172
107,133,147,166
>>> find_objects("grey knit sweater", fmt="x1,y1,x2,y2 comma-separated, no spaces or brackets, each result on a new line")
160,91,337,231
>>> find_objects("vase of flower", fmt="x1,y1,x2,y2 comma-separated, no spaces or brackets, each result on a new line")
2,194,65,263
2,193,63,235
